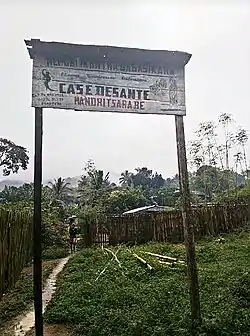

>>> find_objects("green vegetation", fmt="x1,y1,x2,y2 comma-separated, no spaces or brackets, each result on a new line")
188,113,249,202
42,246,69,260
0,138,29,176
0,259,59,330
46,232,250,336
1,113,249,219
0,114,249,333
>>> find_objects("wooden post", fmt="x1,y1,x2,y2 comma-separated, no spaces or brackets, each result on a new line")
175,115,201,327
33,107,43,336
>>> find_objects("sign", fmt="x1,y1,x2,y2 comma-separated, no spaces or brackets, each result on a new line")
25,40,201,335
27,40,191,115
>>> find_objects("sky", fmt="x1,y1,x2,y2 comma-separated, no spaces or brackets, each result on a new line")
0,0,250,183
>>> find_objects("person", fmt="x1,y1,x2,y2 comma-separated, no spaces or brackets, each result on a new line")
69,217,77,253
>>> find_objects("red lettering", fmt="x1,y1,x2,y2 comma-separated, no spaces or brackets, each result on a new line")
127,101,132,109
97,98,103,107
134,101,140,109
140,102,144,110
85,97,91,106
74,96,84,105
90,98,96,106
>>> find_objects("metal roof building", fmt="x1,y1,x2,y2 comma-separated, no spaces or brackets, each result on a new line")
122,205,174,215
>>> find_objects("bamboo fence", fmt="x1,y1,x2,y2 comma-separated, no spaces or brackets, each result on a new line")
0,208,33,300
85,203,249,246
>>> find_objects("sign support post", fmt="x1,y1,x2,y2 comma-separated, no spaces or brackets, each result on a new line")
25,39,201,331
175,115,201,327
33,106,44,336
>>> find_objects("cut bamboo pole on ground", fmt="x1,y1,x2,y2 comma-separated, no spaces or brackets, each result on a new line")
144,252,185,265
158,260,173,266
104,248,122,268
133,253,154,272
95,246,122,282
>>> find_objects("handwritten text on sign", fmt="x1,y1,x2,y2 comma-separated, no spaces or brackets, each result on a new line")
31,49,187,115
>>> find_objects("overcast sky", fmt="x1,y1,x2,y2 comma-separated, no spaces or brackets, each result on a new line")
0,1,249,182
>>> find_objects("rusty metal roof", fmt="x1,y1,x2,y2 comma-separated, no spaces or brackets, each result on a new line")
24,39,191,67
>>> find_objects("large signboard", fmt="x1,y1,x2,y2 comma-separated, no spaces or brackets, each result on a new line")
26,40,191,115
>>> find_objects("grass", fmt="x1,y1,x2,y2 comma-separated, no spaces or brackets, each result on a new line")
45,232,250,336
42,246,69,260
0,259,59,330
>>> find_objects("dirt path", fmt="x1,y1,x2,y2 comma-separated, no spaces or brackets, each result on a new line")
26,324,72,336
3,256,70,336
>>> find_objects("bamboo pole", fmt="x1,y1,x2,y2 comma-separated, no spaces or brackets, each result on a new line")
133,253,154,272
144,252,185,264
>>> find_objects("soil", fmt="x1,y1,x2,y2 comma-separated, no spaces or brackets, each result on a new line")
26,324,72,336
1,257,71,336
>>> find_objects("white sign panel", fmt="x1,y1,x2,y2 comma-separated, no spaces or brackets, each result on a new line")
27,40,191,116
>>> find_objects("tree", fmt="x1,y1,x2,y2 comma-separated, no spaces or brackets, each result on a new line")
195,165,219,200
78,160,111,206
234,152,244,186
195,121,220,167
235,128,249,176
0,138,29,176
120,167,165,190
104,187,147,214
150,187,179,207
151,172,165,188
192,165,241,201
88,170,110,190
48,177,71,201
132,167,153,189
0,183,33,203
188,114,249,200
218,113,234,170
189,140,204,170
119,170,133,187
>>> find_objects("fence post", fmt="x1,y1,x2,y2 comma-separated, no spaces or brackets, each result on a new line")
84,221,92,247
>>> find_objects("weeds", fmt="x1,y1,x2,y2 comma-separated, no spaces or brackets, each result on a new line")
0,260,59,329
45,233,250,335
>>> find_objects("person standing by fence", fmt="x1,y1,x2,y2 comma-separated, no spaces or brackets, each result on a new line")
69,216,77,253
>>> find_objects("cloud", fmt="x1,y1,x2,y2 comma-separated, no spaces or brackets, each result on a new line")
0,1,249,182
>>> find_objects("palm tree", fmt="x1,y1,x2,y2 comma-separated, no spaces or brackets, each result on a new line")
119,170,133,187
135,167,152,178
48,177,71,201
78,169,111,206
89,170,110,190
